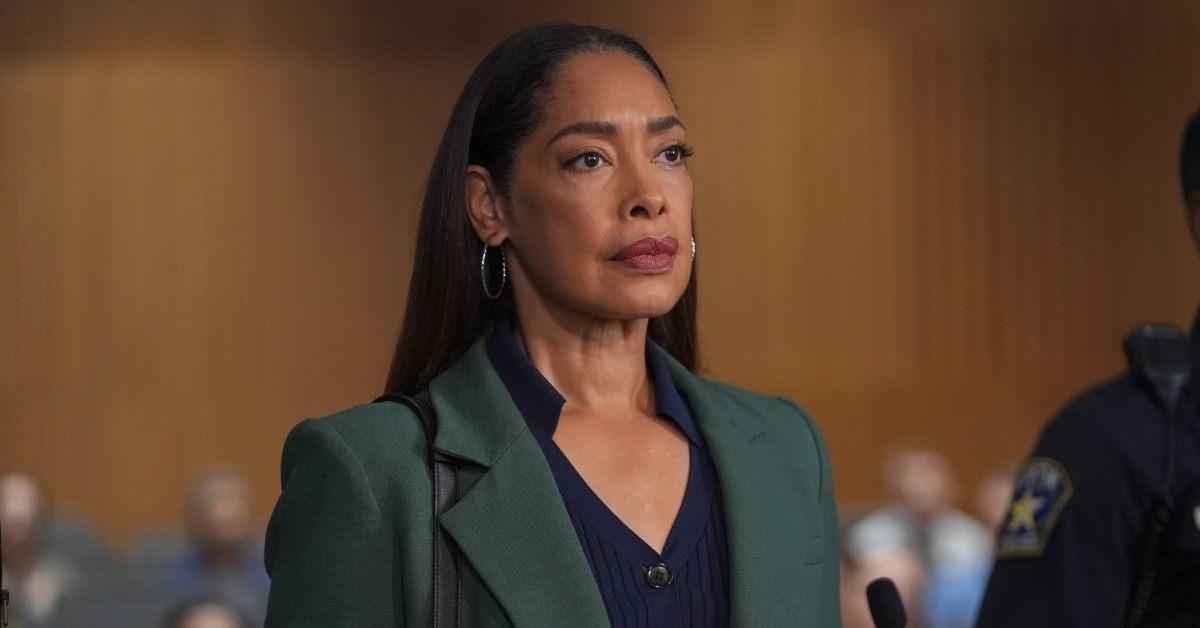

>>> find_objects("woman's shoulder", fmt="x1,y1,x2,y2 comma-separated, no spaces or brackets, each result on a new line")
694,376,819,427
691,375,826,452
310,399,428,445
279,400,431,481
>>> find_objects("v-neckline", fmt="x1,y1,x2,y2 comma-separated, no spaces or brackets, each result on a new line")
544,437,712,567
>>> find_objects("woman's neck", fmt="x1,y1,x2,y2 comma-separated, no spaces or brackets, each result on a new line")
510,304,653,415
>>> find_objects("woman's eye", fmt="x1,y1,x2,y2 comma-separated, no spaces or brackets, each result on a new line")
565,151,606,170
657,144,694,164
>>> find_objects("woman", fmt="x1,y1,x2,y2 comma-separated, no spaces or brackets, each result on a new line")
264,24,839,627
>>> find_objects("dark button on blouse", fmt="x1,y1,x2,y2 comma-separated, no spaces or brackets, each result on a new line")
645,562,673,589
486,318,731,627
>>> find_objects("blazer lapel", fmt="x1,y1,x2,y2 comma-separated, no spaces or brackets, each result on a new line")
426,336,610,627
662,352,825,626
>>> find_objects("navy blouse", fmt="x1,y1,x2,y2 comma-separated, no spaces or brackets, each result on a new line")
486,319,731,627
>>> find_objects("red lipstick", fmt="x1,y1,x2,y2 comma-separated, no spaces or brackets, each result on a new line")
609,235,678,273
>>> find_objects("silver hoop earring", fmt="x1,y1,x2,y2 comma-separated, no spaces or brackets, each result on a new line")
690,236,696,261
480,234,507,299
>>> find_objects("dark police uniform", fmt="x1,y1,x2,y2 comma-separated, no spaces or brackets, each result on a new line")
977,315,1200,627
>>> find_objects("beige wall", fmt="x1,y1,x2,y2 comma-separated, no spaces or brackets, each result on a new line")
3,0,1200,543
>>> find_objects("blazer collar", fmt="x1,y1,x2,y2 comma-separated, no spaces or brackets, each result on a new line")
426,326,812,626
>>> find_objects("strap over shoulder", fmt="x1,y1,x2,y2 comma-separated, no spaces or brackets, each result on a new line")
371,391,459,628
374,392,437,443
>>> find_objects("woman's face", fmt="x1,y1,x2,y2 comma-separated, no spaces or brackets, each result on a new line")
473,50,694,322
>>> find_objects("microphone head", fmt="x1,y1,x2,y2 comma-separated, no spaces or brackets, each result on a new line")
866,577,907,628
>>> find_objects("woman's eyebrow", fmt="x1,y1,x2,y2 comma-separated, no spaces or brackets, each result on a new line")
546,116,685,146
547,121,616,146
647,115,684,134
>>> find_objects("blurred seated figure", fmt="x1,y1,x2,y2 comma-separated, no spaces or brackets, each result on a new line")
845,445,993,628
162,597,254,628
161,468,268,623
974,462,1017,535
0,473,85,628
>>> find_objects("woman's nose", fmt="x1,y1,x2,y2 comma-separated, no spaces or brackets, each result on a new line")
620,162,667,219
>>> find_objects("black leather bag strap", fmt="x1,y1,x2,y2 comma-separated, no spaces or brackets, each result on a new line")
1122,323,1191,627
374,392,459,628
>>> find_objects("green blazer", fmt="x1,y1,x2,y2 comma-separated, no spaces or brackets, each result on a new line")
264,332,840,627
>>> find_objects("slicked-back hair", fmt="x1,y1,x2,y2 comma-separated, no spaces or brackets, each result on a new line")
1182,107,1200,208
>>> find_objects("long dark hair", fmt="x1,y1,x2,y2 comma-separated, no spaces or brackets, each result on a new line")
384,23,699,396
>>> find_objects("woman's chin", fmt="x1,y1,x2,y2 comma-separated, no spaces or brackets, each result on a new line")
586,291,684,321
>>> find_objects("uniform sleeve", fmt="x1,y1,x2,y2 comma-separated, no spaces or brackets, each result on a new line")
780,396,843,627
264,418,403,627
976,399,1150,627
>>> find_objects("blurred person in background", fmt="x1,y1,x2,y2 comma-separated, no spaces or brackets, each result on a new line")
973,463,1017,535
0,473,84,628
34,470,263,628
163,468,268,623
161,596,254,628
976,106,1200,628
845,445,992,628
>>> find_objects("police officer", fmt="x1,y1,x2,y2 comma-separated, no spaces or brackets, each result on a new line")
976,110,1200,626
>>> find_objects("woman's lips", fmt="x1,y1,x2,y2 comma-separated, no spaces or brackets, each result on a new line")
609,235,677,273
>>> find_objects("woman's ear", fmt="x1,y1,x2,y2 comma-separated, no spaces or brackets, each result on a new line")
465,165,509,245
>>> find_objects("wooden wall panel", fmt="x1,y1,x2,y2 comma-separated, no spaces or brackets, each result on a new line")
2,0,1200,543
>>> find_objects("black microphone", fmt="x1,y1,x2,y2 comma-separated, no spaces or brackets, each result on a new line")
1,516,8,626
866,577,907,628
